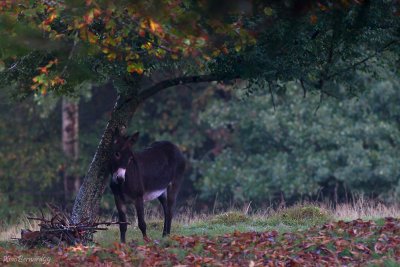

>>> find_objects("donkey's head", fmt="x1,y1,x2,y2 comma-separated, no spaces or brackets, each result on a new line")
110,129,139,184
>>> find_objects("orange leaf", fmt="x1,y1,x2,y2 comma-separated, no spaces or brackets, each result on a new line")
84,10,94,24
310,15,318,24
44,13,57,25
39,67,48,74
127,62,144,74
87,31,98,44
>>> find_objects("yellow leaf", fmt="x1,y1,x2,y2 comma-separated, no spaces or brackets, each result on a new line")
212,50,221,57
107,52,116,61
263,7,273,16
149,19,160,32
203,55,211,61
125,52,139,61
235,44,242,52
102,47,109,54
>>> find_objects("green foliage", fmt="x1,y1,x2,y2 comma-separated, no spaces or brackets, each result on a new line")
0,89,91,223
195,76,400,205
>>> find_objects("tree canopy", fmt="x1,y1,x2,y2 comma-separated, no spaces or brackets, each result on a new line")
0,0,398,99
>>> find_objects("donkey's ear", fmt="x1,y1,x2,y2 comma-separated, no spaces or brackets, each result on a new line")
129,131,140,144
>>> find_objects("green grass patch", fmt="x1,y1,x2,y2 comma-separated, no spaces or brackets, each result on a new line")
93,209,324,247
265,204,333,226
210,211,250,225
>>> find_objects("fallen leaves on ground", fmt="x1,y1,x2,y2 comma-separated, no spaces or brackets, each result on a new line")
1,218,399,266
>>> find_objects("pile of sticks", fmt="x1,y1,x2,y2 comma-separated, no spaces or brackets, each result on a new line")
16,205,129,248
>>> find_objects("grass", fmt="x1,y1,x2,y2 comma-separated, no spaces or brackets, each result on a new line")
1,198,400,248
92,203,328,246
0,214,40,244
94,214,312,247
94,199,400,247
333,196,400,220
261,204,332,226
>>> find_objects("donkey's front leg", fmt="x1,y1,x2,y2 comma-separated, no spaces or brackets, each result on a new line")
113,194,128,243
134,197,150,242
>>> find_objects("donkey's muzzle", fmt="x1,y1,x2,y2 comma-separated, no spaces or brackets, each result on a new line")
117,176,125,184
113,168,126,184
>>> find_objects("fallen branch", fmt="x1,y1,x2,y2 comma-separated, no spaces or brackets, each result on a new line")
16,206,128,248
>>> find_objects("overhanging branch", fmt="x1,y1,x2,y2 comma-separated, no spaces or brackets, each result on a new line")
326,40,399,80
138,74,222,101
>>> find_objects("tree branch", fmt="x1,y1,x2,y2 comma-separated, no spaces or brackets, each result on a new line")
268,82,276,111
300,79,307,98
326,40,399,80
138,74,222,101
314,90,323,115
60,32,79,77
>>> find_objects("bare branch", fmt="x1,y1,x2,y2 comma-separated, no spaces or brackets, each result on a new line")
300,79,307,98
60,31,79,77
268,82,276,111
327,40,399,80
314,91,323,115
139,74,224,101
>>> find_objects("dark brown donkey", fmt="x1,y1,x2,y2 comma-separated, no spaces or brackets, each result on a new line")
109,129,185,243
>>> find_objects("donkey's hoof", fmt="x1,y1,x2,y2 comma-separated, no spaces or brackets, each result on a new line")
143,236,152,243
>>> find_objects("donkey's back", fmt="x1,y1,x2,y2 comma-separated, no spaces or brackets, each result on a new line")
137,141,185,192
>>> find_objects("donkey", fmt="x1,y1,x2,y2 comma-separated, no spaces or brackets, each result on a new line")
109,129,185,243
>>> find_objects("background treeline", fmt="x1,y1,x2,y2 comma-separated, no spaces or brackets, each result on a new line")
1,76,399,223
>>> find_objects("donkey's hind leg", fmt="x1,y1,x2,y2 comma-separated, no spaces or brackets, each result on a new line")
158,192,169,237
166,176,184,235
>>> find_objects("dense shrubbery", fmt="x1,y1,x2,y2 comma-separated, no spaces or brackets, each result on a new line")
196,79,400,205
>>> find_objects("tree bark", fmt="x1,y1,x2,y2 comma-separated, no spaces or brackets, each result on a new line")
61,98,80,204
71,94,140,224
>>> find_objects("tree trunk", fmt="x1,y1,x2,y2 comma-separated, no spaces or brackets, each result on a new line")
61,98,80,204
71,94,140,225
62,98,79,160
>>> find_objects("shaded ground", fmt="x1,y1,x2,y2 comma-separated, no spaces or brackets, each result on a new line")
0,217,399,266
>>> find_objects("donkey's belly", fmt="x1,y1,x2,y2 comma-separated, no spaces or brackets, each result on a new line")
143,189,166,202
